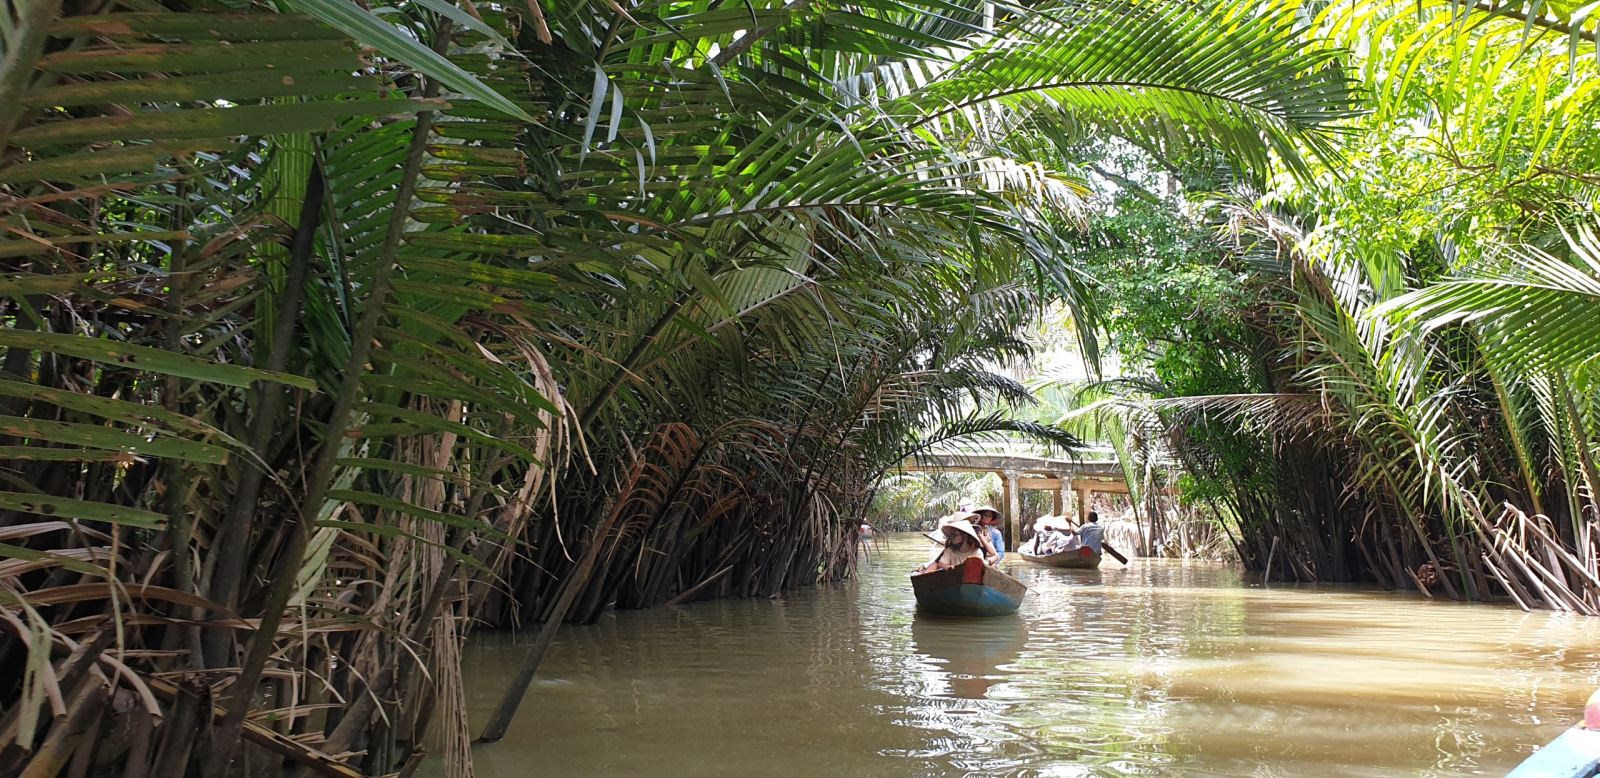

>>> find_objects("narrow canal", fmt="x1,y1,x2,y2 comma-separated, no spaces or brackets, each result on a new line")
437,533,1600,776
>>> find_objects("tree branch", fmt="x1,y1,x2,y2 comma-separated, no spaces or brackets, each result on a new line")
1474,0,1597,44
710,0,811,66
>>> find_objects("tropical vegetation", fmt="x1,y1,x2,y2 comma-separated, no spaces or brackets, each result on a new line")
0,0,1368,773
12,0,1599,775
1078,0,1600,614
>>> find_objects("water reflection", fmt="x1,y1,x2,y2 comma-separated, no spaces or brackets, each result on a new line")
432,533,1600,777
910,614,1027,700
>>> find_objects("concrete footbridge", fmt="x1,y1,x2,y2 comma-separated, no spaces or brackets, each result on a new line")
895,447,1133,544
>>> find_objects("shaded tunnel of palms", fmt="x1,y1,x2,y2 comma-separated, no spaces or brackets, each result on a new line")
0,0,1595,776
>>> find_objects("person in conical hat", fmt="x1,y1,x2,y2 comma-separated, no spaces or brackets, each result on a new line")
970,506,1006,562
918,514,996,572
1027,514,1081,555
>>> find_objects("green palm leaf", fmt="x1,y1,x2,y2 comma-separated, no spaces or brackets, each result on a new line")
1377,225,1600,370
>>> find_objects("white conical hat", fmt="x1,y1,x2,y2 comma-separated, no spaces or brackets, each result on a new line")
1033,514,1073,533
936,514,983,543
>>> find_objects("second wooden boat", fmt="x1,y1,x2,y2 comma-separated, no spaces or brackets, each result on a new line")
910,557,1026,617
1017,545,1102,569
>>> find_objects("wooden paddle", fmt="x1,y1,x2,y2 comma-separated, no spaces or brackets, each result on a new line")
1099,538,1130,565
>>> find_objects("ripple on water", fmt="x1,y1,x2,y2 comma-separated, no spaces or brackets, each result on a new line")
430,533,1600,777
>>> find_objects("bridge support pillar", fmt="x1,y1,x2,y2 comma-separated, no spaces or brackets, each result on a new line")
1057,468,1072,517
1051,485,1064,516
1003,469,1021,548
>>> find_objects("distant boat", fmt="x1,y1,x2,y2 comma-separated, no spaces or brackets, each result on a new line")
910,557,1026,617
1018,544,1102,569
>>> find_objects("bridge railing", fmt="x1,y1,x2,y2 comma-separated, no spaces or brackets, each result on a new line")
912,443,1119,460
900,448,1179,472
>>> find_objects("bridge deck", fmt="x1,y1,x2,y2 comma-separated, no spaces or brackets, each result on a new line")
898,452,1124,479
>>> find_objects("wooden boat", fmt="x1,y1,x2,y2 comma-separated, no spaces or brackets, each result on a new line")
1017,544,1102,569
910,557,1026,617
1508,691,1600,777
1506,725,1600,777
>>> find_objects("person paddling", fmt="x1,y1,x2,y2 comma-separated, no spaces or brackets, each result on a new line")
1078,511,1104,554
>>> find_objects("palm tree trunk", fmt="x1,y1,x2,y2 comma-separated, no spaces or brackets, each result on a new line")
205,28,450,770
478,493,626,742
202,158,326,669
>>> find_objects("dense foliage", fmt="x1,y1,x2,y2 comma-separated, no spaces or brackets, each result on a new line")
0,0,1359,774
1087,1,1600,611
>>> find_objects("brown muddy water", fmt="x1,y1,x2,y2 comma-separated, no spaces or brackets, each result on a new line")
431,532,1600,776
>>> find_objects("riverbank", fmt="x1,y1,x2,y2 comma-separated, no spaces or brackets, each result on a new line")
428,534,1600,776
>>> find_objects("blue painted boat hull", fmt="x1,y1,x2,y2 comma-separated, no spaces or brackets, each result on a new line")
915,583,1023,616
1507,725,1600,778
911,558,1026,617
